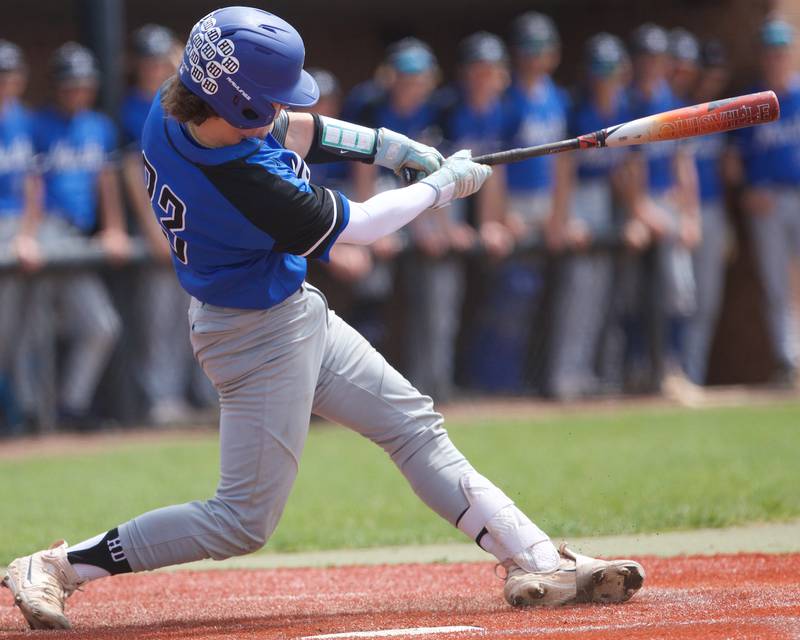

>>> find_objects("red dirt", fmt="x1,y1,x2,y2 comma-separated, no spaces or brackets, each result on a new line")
1,554,799,639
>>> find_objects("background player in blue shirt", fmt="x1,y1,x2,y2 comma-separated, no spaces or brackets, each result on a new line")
302,68,375,290
16,42,129,425
734,18,800,386
548,33,631,400
684,41,733,385
0,39,36,433
119,24,214,425
348,38,440,352
3,8,643,629
407,31,512,401
470,12,570,393
619,24,700,395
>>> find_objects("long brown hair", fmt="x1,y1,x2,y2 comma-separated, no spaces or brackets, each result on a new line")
160,75,219,125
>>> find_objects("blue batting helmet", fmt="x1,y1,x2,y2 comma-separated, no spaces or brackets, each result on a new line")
178,6,319,129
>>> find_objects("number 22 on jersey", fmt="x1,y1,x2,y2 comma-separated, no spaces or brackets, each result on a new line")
142,152,189,264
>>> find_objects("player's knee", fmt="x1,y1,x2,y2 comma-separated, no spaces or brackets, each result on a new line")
206,496,271,557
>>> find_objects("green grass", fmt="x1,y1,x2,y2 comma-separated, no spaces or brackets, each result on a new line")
1,402,799,562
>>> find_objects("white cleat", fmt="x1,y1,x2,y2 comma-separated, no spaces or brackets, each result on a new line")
503,543,645,608
2,541,82,630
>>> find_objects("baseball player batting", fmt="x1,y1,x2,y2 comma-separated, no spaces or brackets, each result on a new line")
1,7,777,630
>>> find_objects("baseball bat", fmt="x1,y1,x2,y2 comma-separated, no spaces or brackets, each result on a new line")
402,91,779,182
472,90,779,166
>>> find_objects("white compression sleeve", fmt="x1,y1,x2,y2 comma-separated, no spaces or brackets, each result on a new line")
338,182,436,245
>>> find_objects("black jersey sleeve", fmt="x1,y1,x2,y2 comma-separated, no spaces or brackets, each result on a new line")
199,158,347,259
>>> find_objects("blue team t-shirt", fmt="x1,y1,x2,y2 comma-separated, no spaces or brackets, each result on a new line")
692,134,726,203
434,85,505,156
141,93,350,309
627,81,680,195
33,107,116,232
0,101,34,215
120,89,155,147
502,76,568,193
568,91,630,181
734,75,800,186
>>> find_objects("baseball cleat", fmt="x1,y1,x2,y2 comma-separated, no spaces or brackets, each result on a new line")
503,543,645,608
3,540,82,630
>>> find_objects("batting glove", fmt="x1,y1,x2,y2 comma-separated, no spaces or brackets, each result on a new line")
421,150,493,209
374,128,444,178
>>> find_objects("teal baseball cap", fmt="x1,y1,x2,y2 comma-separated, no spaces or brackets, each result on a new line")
761,18,794,48
386,38,437,74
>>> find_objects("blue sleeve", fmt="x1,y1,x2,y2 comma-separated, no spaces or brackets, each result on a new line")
99,115,118,154
501,95,522,143
31,113,48,153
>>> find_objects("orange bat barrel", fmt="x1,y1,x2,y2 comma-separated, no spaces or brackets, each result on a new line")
469,91,780,167
597,91,780,148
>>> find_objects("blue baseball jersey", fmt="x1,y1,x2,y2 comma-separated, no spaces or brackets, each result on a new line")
734,76,800,186
692,134,726,203
141,93,350,310
502,77,568,193
433,85,505,156
0,101,34,215
627,81,680,194
120,89,155,147
568,92,630,181
341,79,386,123
33,107,116,232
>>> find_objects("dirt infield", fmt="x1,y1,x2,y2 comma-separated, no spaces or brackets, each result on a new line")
2,554,798,639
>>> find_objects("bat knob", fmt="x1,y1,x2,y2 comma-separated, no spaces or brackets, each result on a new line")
401,167,424,185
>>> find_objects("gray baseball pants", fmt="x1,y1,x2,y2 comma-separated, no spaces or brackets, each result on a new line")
119,283,475,570
549,181,615,399
684,201,728,383
748,187,800,370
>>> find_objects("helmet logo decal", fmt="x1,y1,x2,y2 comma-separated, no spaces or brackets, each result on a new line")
217,39,235,57
190,64,204,83
221,56,239,74
191,33,204,48
201,77,218,95
205,27,222,44
200,41,216,60
206,60,223,79
189,48,200,66
200,16,216,31
226,76,251,101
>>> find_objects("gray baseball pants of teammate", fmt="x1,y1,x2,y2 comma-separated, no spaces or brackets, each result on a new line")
549,181,615,399
137,267,216,414
747,187,800,371
36,217,121,414
405,201,468,401
684,201,728,384
118,283,475,569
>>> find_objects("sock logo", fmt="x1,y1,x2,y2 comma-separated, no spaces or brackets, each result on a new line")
107,537,127,563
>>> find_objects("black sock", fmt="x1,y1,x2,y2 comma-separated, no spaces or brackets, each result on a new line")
66,528,132,575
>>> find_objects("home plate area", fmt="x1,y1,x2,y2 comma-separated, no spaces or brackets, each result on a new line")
1,555,799,639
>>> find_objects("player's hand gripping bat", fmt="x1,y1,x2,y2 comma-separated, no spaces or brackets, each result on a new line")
402,91,779,182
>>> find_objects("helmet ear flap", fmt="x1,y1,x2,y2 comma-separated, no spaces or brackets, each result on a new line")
238,103,275,127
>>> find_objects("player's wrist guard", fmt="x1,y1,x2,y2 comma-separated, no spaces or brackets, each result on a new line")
304,114,378,164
